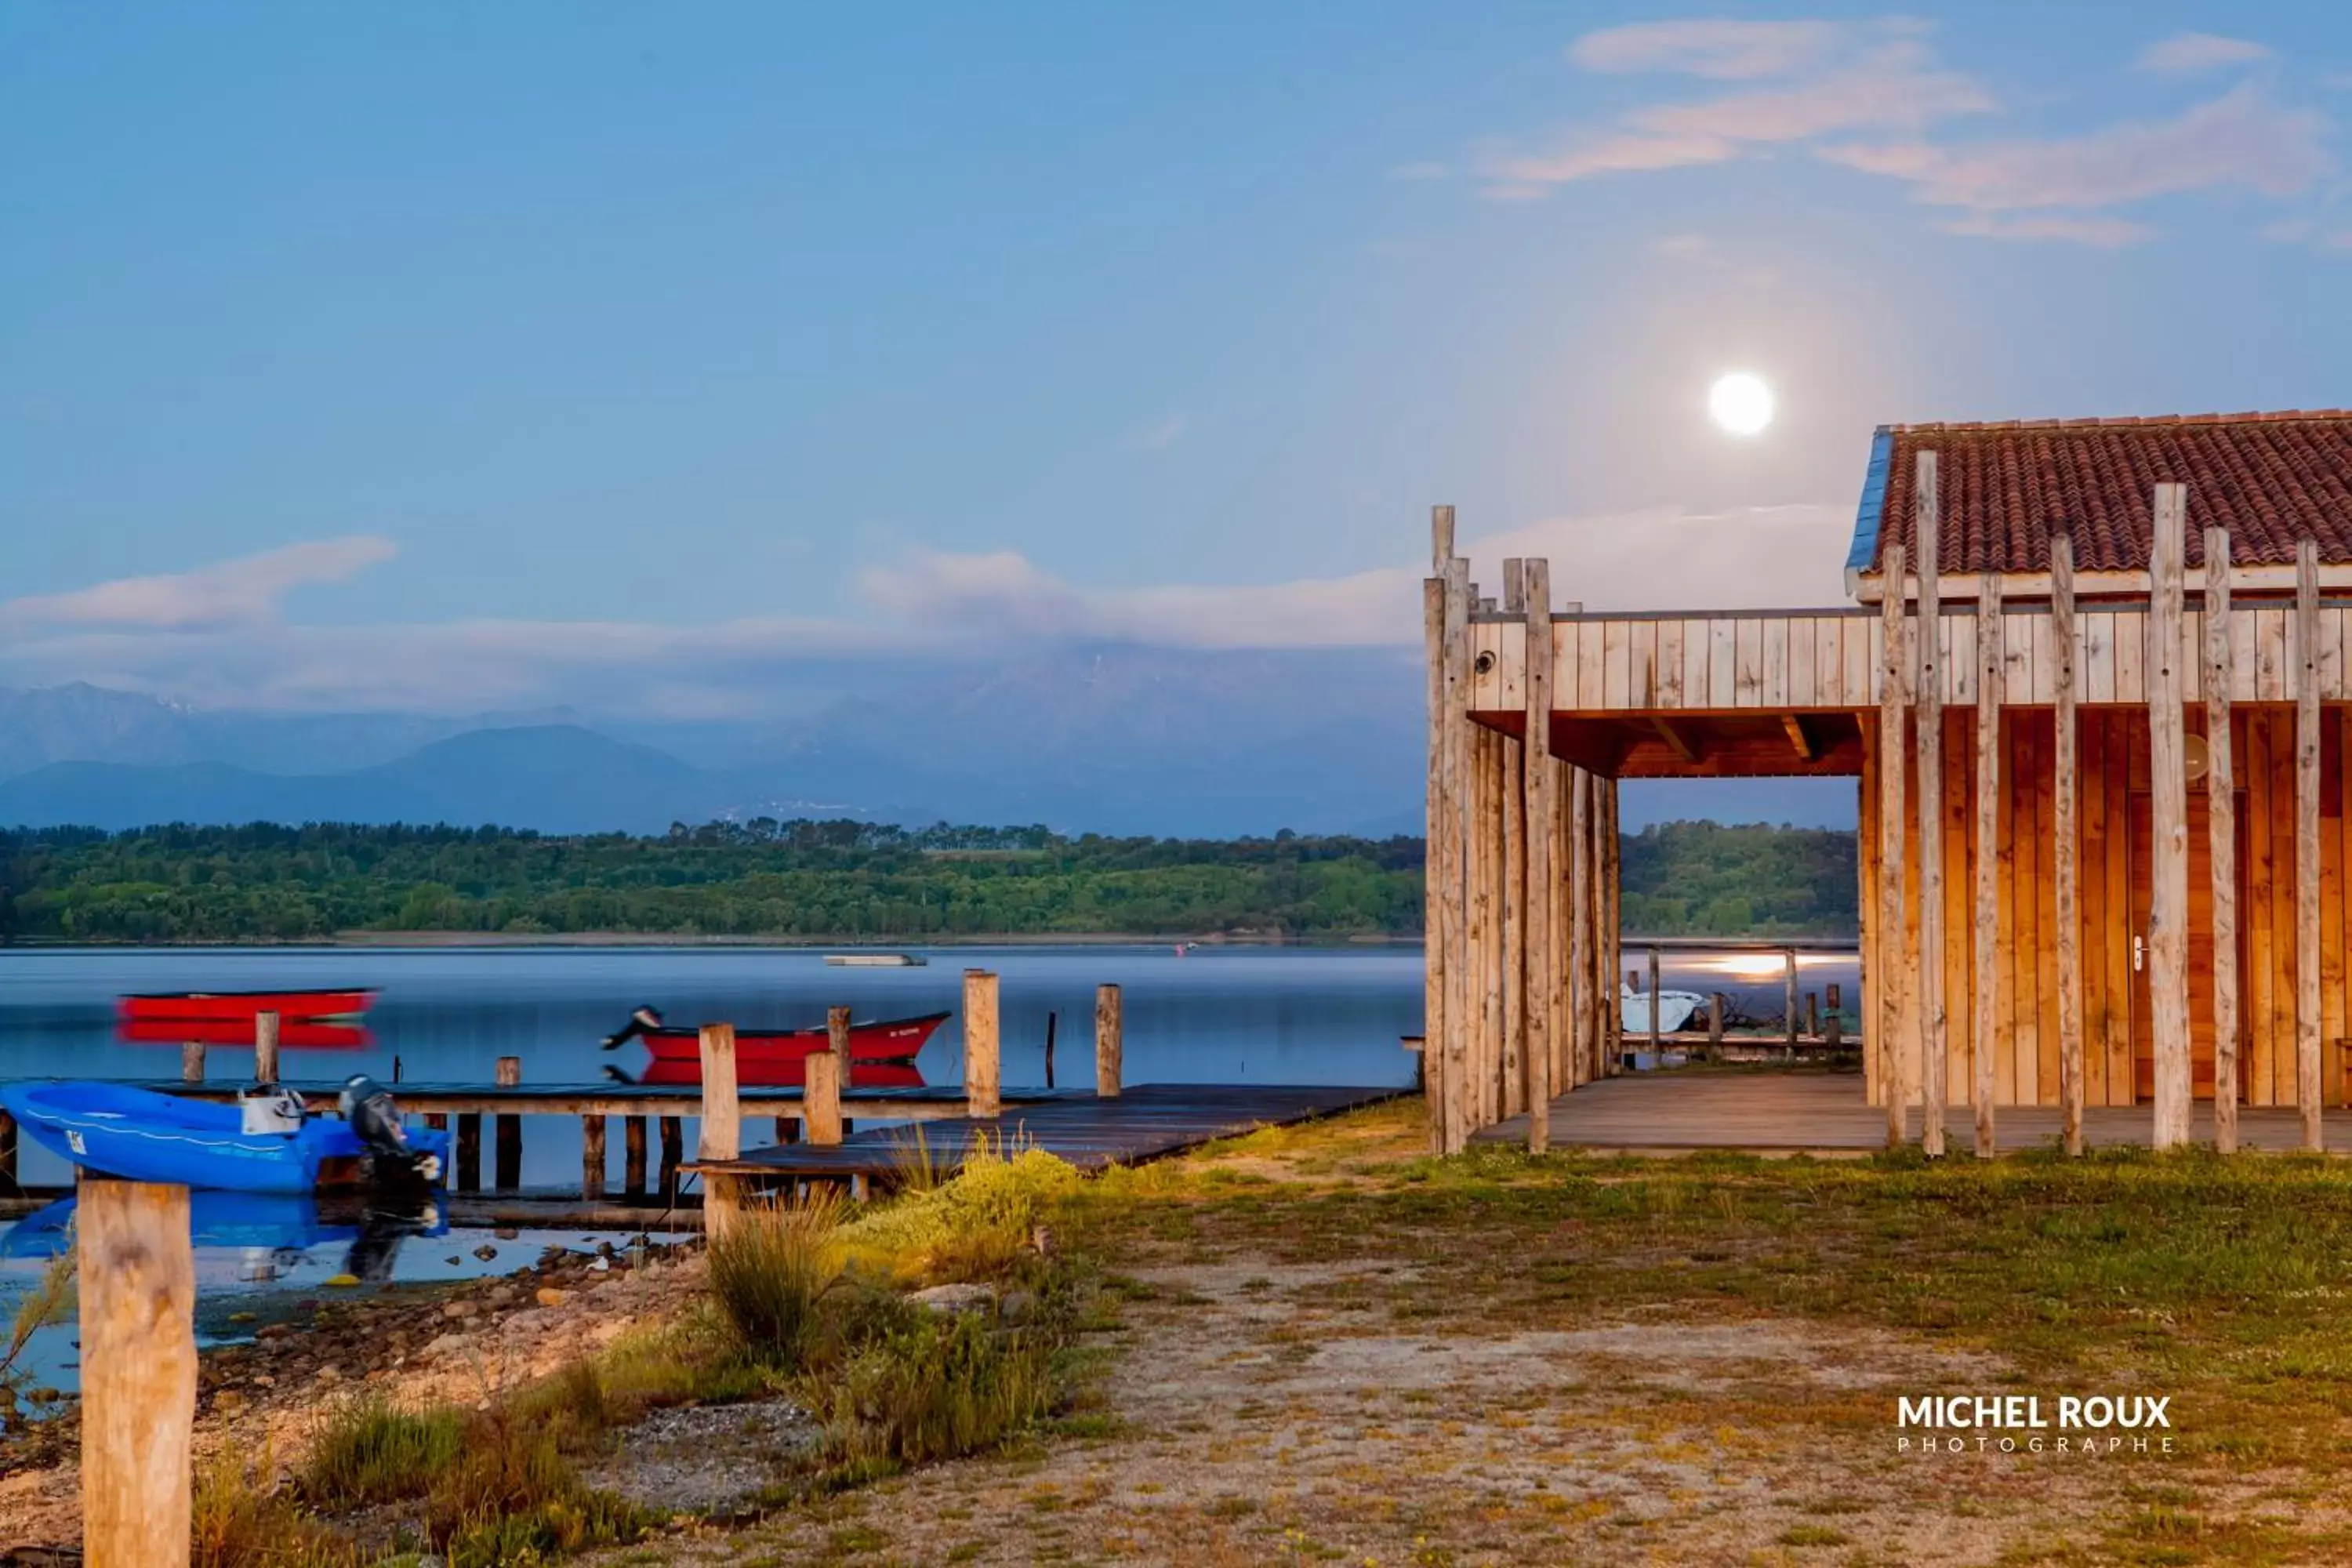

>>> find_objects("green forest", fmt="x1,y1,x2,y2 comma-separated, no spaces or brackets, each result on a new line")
0,818,1857,943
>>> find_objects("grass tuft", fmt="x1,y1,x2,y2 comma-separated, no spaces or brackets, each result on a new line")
709,1187,848,1362
297,1397,465,1504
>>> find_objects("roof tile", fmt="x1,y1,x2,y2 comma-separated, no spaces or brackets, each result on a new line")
1870,412,2352,574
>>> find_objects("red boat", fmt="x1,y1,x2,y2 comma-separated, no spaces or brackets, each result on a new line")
116,1018,374,1050
602,1006,948,1084
117,989,379,1025
636,1058,927,1090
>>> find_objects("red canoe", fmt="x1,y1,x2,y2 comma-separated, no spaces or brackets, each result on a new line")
637,1058,927,1090
117,1018,375,1050
117,989,379,1025
603,1007,949,1083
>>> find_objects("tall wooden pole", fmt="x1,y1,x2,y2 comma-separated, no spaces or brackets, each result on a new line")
1878,542,1911,1147
1915,452,1947,1156
1501,721,1527,1120
1973,571,2003,1158
2053,535,2084,1156
696,1024,740,1161
2297,536,2324,1150
79,1178,196,1568
1567,768,1593,1087
1600,781,1622,1075
1548,756,1573,1096
1423,560,1452,1152
1094,983,1123,1098
1443,557,1472,1150
1522,560,1555,1151
2147,482,2193,1150
2206,525,2241,1154
1470,726,1501,1125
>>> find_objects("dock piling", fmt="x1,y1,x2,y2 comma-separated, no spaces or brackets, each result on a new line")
806,1049,844,1146
582,1114,607,1201
696,1025,740,1161
254,1010,281,1084
78,1178,196,1568
964,969,1001,1117
623,1116,648,1196
181,1041,205,1083
659,1117,683,1200
494,1056,523,1189
1095,984,1123,1098
456,1114,481,1192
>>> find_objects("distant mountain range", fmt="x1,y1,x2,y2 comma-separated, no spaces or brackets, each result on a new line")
0,654,1858,837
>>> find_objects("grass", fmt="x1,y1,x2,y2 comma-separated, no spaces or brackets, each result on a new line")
297,1399,465,1504
708,1186,848,1362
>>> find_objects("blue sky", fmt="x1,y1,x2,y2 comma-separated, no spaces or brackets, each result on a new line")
6,4,2352,713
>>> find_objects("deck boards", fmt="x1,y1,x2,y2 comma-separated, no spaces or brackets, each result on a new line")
693,1083,1403,1179
1478,1071,2352,1152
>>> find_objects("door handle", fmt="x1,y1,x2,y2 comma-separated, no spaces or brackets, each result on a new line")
2134,935,2146,973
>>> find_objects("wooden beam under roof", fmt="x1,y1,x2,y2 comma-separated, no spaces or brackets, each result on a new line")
1781,714,1820,762
1650,716,1703,764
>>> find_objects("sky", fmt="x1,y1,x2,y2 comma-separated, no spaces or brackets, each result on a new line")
7,4,2352,715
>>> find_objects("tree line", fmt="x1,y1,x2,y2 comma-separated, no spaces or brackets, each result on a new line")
0,818,1856,942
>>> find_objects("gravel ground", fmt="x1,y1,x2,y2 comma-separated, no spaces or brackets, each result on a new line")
583,1399,822,1516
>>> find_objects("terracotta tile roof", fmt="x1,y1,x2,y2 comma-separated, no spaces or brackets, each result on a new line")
1848,411,2352,576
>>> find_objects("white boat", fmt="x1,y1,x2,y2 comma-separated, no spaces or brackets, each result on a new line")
1621,985,1707,1035
823,953,928,967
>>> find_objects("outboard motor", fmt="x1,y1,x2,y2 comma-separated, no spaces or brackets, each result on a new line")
600,1004,666,1051
339,1074,443,1188
238,1084,307,1137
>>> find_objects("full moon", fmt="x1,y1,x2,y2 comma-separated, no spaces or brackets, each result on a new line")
1708,372,1775,437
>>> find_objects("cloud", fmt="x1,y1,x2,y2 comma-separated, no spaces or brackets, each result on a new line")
0,507,1857,713
0,536,397,631
1480,30,1993,192
1570,19,1847,81
1820,82,2331,216
1937,211,2158,246
2136,32,2273,76
1123,414,1189,452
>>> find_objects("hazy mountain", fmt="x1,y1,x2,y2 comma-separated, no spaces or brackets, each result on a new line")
0,655,1860,837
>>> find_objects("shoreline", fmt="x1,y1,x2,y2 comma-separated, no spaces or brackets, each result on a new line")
0,930,1429,952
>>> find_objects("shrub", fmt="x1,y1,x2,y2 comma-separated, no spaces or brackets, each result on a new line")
193,1455,360,1568
837,1141,1080,1284
808,1294,1057,1469
298,1397,465,1504
707,1186,847,1362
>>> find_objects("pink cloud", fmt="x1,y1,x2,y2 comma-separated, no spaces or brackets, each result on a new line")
1,537,397,631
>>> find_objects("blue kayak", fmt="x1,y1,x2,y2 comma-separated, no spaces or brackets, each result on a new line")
0,1081,450,1196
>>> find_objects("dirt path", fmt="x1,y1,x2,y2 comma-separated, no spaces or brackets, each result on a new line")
626,1250,2158,1567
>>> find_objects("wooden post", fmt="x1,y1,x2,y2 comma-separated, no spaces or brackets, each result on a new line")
1424,510,1454,1155
1784,948,1802,1059
659,1116,683,1198
456,1114,481,1192
1568,768,1593,1087
2298,536,2324,1150
964,969,1001,1117
2148,483,2193,1150
1548,756,1573,1096
253,1010,280,1084
79,1178,196,1568
1707,993,1723,1062
494,1055,523,1189
805,1050,844,1146
581,1114,607,1201
1974,570,2003,1158
1915,451,1948,1156
697,1023,740,1161
1095,984,1123,1098
1443,554,1474,1149
1043,1011,1058,1089
180,1042,205,1083
1648,946,1662,1057
623,1115,648,1196
1878,540,1910,1147
1501,719,1526,1117
1805,992,1819,1040
2207,524,2241,1154
2053,534,2084,1157
1471,726,1501,1120
1601,781,1621,1073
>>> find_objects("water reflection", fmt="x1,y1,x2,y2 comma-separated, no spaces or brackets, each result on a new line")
1,1190,447,1283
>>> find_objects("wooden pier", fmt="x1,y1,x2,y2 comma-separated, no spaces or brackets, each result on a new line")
690,1083,1404,1183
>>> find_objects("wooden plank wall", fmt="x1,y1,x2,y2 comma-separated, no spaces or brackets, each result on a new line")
1463,602,2352,715
1862,704,2350,1109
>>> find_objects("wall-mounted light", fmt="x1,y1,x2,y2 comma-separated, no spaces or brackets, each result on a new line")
2185,733,2210,784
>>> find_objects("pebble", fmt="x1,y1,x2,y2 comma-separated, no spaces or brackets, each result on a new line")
909,1283,996,1316
421,1332,471,1359
472,1244,499,1261
494,1226,520,1241
314,1367,342,1385
487,1284,519,1307
442,1301,477,1320
322,1274,362,1288
213,1391,247,1415
535,1287,567,1308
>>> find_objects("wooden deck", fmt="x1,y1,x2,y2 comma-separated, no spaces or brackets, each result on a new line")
1480,1070,2352,1153
692,1083,1403,1181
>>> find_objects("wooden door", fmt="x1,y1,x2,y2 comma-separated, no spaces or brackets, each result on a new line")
2129,792,2249,1101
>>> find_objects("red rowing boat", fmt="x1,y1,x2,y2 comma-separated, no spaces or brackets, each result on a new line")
116,1018,374,1050
601,1006,949,1084
117,989,379,1025
636,1058,927,1090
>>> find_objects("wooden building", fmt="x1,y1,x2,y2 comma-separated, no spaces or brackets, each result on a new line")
1426,411,2352,1156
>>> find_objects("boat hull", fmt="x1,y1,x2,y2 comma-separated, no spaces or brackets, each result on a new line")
635,1011,948,1083
118,989,379,1025
116,1018,374,1050
0,1081,447,1196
